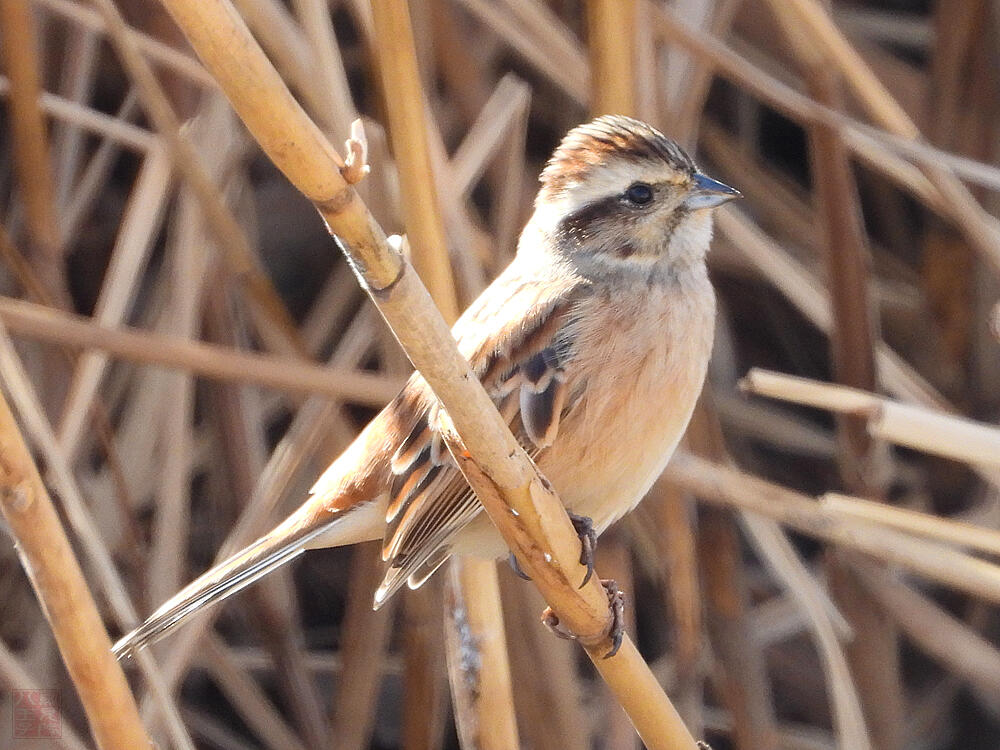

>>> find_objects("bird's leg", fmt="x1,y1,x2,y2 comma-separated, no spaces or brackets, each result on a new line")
507,552,532,580
540,578,626,659
568,512,597,587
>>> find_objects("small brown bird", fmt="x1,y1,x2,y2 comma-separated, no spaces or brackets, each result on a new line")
114,115,738,657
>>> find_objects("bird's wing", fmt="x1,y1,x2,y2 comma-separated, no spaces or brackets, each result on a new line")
374,269,590,605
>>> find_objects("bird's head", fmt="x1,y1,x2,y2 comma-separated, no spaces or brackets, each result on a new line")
531,115,739,273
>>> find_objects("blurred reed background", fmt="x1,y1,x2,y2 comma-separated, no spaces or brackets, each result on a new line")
1,0,1000,748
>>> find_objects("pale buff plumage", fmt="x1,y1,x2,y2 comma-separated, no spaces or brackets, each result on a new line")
114,115,738,657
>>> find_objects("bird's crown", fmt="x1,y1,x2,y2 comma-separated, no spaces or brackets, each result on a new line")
539,115,695,202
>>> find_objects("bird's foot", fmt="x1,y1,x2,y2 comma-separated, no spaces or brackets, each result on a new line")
540,578,626,659
568,512,597,587
508,552,532,581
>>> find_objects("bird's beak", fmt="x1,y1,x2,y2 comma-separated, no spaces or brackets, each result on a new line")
685,173,741,210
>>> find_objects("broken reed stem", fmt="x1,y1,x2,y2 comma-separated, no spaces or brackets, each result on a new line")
665,452,1000,606
0,295,402,406
822,493,1000,558
742,368,1000,470
0,389,150,750
153,0,698,746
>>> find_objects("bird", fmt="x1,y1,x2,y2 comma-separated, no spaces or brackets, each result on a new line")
114,115,739,658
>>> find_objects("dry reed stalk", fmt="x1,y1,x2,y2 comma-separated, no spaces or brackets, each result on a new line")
698,504,778,750
403,583,449,750
55,141,173,460
370,7,519,745
449,75,531,198
490,87,531,266
821,493,1000,557
772,9,902,742
331,544,396,750
0,222,49,304
666,452,1000,605
715,206,950,410
204,281,332,748
738,516,869,750
586,0,636,115
444,562,521,750
300,263,363,354
371,0,459,320
0,295,403,405
742,368,1000,473
0,388,151,749
712,392,836,459
290,0,356,137
0,76,154,151
710,319,867,749
142,309,380,703
50,23,100,209
0,0,62,270
662,0,742,146
200,634,309,750
442,435,699,749
853,562,1000,701
86,0,308,358
454,0,588,103
684,404,778,750
499,576,590,750
230,0,315,109
594,536,641,750
0,321,196,748
650,8,999,209
770,0,1000,278
0,638,91,750
35,0,215,87
182,708,259,750
646,480,703,703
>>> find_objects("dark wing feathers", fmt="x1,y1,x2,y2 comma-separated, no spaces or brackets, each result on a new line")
374,276,588,604
519,347,567,448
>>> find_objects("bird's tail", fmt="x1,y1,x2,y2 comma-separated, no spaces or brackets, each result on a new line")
112,516,335,659
113,407,393,659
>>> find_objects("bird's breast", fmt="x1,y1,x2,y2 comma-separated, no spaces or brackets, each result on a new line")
537,271,715,531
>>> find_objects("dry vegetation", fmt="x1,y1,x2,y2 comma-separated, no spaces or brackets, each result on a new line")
1,0,1000,749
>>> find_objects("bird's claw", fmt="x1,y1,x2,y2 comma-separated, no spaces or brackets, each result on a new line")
568,512,597,587
539,578,626,659
540,606,577,641
508,552,532,581
603,578,625,658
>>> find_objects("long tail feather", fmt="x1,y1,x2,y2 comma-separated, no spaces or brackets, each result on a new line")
113,520,334,659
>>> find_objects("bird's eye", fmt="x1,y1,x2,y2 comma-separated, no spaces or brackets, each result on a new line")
624,182,654,206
